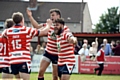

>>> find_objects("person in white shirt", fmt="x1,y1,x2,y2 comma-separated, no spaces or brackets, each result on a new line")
78,44,89,62
89,38,98,60
35,44,45,55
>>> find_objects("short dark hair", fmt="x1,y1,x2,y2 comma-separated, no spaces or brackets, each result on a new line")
12,12,23,24
4,18,14,28
49,8,61,18
100,44,105,47
54,18,65,25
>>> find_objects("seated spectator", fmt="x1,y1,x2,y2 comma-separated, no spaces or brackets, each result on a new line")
83,39,90,49
42,41,47,48
78,44,89,62
89,38,98,60
112,40,120,56
35,44,45,55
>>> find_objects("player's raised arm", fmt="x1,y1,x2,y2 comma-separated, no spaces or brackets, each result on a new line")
26,8,43,29
38,19,52,36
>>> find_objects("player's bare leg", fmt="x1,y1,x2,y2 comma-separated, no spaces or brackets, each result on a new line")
61,74,70,80
19,72,30,80
52,64,58,80
15,74,20,79
38,57,50,80
2,73,13,79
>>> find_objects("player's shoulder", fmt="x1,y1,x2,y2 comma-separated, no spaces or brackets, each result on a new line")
64,25,69,28
0,34,6,41
63,30,71,34
26,27,38,33
24,26,34,31
0,34,2,39
26,26,37,29
64,25,70,30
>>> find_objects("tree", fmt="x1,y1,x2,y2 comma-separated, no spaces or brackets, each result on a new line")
94,7,120,33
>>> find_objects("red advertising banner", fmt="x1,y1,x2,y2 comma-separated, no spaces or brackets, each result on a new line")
78,56,120,74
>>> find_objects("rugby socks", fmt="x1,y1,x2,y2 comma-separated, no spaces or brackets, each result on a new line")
38,77,44,80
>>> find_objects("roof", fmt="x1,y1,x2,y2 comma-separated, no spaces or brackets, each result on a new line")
32,2,86,23
0,1,29,21
0,1,86,23
73,32,120,38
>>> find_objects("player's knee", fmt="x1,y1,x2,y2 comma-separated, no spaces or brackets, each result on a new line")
38,69,45,76
53,75,58,80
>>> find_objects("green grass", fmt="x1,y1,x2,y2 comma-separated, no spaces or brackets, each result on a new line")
0,73,120,80
29,73,120,80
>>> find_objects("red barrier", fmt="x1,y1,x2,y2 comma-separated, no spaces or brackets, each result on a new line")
78,56,120,74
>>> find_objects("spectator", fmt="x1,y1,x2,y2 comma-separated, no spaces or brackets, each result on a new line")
112,40,120,56
74,41,81,55
42,42,47,48
116,40,120,46
103,39,111,56
83,39,90,49
35,44,44,55
110,40,116,56
78,44,89,62
94,44,105,76
89,38,98,60
40,42,46,54
110,40,116,47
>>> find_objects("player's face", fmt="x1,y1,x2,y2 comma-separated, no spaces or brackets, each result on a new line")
103,46,105,50
50,12,60,22
54,23,62,35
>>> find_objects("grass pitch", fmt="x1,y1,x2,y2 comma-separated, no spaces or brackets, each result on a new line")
30,73,120,80
0,73,120,80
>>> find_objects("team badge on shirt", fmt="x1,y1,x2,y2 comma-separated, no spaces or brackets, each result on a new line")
50,31,56,40
13,29,20,33
57,42,61,52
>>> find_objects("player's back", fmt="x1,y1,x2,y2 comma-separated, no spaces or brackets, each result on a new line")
4,25,38,64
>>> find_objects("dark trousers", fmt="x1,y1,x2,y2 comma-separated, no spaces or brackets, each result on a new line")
95,63,104,75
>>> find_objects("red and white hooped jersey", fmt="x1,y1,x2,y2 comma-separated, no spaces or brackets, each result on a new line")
2,25,39,64
45,25,70,55
0,35,9,68
56,31,75,66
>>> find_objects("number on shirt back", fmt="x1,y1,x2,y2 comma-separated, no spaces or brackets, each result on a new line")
0,43,3,55
0,43,6,55
11,39,21,50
